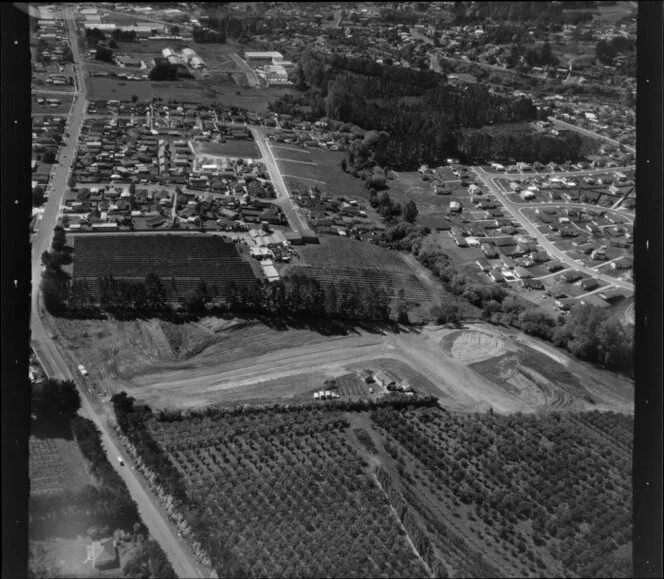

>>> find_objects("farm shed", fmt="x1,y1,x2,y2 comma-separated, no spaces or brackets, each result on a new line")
373,370,399,389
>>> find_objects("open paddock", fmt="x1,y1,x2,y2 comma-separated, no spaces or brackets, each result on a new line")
276,149,369,199
86,77,282,105
432,234,484,265
193,139,261,158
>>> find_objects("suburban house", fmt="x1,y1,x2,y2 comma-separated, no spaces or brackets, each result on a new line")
611,257,633,269
577,277,599,291
514,266,533,279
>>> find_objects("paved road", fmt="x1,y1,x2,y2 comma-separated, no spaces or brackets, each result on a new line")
485,165,635,179
548,117,636,153
249,126,310,234
505,201,634,225
228,53,260,88
31,10,206,578
33,88,78,96
473,167,634,292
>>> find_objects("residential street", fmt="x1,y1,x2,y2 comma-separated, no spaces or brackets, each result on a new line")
547,117,636,153
472,167,634,291
249,125,311,234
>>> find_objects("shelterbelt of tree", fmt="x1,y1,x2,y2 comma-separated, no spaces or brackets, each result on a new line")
271,50,539,170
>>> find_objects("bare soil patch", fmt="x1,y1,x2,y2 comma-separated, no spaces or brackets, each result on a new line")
55,316,633,414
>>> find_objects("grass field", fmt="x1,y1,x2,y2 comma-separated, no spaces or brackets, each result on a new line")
389,171,469,214
275,149,370,199
193,140,261,158
592,1,636,24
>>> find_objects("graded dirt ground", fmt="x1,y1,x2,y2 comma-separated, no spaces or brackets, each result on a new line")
54,316,633,415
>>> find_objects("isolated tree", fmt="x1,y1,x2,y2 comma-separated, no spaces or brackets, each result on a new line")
403,200,419,223
33,186,45,207
95,46,114,64
108,39,118,49
32,379,80,419
131,94,138,103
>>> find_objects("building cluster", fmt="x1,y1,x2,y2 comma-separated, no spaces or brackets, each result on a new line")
161,47,207,70
244,51,295,87
291,186,385,242
81,7,166,39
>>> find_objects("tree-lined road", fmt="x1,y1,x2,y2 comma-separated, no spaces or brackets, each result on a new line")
31,8,207,578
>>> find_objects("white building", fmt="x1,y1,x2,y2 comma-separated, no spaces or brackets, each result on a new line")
245,51,284,66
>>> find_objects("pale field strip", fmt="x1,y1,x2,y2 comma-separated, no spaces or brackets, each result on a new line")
271,145,312,154
274,157,319,165
281,174,327,184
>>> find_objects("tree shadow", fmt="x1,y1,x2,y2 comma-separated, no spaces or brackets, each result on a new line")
30,416,74,441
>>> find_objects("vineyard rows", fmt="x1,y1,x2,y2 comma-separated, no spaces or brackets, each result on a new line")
148,410,429,578
72,235,257,298
286,265,431,303
335,373,375,398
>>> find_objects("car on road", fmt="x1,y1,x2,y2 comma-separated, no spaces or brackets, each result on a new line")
118,457,124,466
77,364,88,376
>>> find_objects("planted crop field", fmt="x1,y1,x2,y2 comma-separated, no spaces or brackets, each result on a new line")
286,265,431,305
71,234,257,300
147,408,429,578
135,400,632,578
286,236,439,306
334,373,375,398
296,236,422,272
29,437,92,496
369,406,633,578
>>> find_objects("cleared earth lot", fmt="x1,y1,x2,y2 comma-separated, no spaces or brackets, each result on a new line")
53,316,633,415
